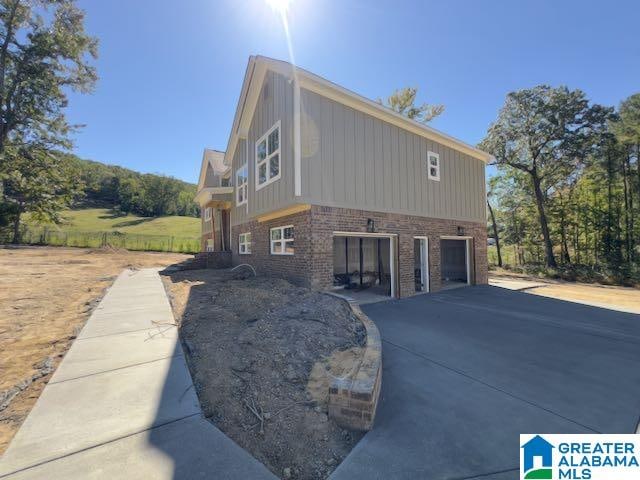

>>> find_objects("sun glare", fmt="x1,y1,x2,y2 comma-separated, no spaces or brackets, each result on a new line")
266,0,291,14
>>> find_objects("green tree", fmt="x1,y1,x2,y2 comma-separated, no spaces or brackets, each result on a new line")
0,0,97,155
378,87,444,123
2,146,82,242
611,93,640,261
480,86,611,268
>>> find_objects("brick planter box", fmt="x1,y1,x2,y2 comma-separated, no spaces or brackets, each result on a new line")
326,294,382,431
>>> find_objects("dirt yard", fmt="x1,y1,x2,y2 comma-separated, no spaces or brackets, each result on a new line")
162,269,366,480
489,270,640,313
0,246,189,454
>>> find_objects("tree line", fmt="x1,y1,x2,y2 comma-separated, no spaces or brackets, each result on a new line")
481,88,639,284
71,156,198,218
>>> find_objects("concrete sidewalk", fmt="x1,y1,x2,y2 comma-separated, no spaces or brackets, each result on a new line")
0,268,274,480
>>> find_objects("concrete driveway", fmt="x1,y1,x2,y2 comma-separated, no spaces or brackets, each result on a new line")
332,285,640,480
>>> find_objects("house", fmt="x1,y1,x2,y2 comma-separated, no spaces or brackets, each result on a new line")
195,56,492,299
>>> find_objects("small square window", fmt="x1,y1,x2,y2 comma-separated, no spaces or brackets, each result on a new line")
270,225,293,255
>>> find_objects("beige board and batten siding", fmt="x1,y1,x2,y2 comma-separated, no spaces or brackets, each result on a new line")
231,70,297,227
299,88,486,223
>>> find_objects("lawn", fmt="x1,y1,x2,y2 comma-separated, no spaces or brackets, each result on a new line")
28,208,201,237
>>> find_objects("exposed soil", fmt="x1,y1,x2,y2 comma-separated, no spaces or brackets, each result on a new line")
161,268,366,480
490,270,640,313
0,245,189,454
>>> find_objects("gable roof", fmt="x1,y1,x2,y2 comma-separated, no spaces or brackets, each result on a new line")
197,148,229,192
224,55,494,166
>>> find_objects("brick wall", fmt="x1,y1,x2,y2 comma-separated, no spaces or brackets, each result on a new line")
230,209,313,287
309,205,487,297
230,205,487,297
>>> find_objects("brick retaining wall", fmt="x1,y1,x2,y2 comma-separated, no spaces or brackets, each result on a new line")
326,294,382,431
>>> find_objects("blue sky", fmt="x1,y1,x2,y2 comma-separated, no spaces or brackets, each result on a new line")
67,0,639,183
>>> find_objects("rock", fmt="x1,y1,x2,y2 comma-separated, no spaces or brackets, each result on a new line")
326,458,336,466
283,467,292,479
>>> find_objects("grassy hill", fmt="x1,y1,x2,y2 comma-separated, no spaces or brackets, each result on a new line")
36,208,201,237
20,208,201,253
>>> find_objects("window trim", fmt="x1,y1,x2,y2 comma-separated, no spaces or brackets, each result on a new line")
270,225,294,255
204,207,212,221
427,150,440,181
238,232,252,255
255,120,282,191
236,164,248,206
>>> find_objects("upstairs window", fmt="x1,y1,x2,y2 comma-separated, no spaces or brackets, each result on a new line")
256,121,281,190
270,225,294,255
236,164,248,206
427,151,440,181
204,207,212,221
239,232,251,254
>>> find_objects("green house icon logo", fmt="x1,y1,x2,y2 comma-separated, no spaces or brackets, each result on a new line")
521,435,554,479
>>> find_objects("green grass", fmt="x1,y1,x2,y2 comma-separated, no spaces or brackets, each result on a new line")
14,208,201,254
27,208,201,237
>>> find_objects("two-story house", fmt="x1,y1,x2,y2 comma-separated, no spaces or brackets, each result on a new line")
195,56,492,299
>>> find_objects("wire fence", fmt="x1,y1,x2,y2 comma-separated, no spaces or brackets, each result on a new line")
0,226,200,254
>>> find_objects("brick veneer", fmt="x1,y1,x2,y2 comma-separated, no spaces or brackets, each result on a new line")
231,209,313,286
230,205,487,297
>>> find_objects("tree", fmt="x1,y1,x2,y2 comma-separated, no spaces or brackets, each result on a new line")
487,177,502,267
2,146,82,242
378,87,444,123
611,93,640,260
0,0,97,156
480,86,612,268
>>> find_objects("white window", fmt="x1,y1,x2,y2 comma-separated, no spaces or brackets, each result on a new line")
236,164,248,206
255,120,281,190
239,232,251,254
206,239,214,252
270,225,294,255
427,151,440,181
204,207,212,221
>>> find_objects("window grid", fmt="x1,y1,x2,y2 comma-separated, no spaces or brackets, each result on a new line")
236,164,248,206
427,151,440,181
270,225,294,255
255,121,281,190
239,232,251,254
